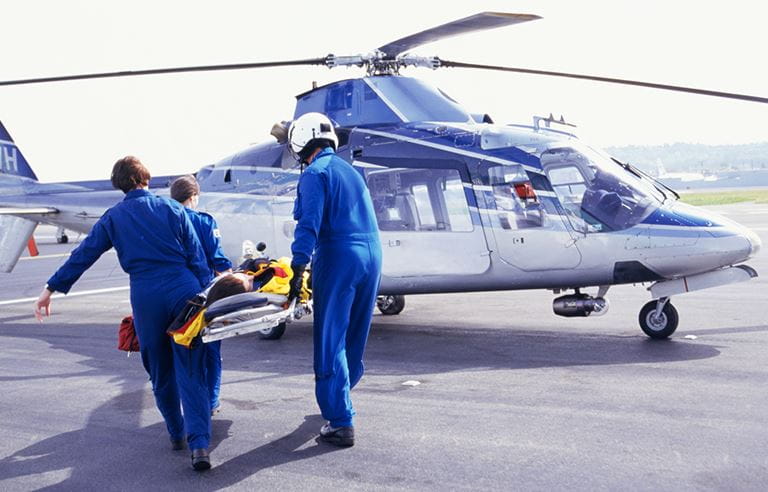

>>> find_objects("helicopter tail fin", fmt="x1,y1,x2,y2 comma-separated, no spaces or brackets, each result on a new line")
0,121,38,181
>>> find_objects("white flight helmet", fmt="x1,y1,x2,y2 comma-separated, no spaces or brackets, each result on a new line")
288,112,339,159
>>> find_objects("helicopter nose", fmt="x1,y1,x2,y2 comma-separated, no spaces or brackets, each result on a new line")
644,204,761,277
700,214,760,266
745,227,762,257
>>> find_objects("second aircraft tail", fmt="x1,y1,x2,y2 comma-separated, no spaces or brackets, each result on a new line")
0,121,38,181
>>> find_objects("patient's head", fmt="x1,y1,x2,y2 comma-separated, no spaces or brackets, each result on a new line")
206,273,252,307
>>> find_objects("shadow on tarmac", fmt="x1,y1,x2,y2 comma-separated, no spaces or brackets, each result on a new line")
0,318,722,487
363,321,722,374
0,318,723,378
0,399,338,489
0,319,344,488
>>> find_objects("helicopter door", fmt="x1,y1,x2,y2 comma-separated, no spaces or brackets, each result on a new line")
362,162,490,277
471,160,581,271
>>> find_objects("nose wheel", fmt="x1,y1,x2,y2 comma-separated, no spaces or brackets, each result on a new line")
639,298,679,339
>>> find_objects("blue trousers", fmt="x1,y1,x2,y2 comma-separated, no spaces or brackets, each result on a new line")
312,239,382,428
130,273,211,449
205,340,222,410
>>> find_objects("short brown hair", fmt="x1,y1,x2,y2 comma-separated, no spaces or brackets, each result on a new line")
111,156,151,193
170,175,200,203
206,275,248,307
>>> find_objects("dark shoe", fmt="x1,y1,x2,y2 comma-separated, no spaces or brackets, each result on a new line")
191,448,211,471
319,423,355,447
170,438,186,451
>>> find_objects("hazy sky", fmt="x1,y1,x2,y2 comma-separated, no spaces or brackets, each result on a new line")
1,0,766,182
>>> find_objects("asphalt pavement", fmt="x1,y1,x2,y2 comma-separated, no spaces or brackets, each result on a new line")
0,204,766,491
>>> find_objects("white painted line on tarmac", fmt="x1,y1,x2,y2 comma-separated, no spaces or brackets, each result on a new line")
0,286,129,306
18,253,72,261
19,250,115,261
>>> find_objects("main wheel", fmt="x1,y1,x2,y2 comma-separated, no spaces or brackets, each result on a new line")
57,234,69,244
258,321,286,340
639,300,679,339
377,295,405,315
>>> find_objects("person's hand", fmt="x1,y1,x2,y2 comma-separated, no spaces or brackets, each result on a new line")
288,264,306,302
34,287,53,322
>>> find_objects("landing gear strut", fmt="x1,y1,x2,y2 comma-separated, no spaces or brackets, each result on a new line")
639,297,679,339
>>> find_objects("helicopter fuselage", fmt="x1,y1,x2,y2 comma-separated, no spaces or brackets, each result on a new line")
0,75,760,338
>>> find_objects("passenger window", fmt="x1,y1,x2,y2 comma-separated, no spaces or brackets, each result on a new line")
487,165,544,229
365,167,473,232
443,178,473,232
412,184,436,228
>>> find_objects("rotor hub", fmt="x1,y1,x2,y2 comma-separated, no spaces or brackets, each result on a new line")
325,52,441,75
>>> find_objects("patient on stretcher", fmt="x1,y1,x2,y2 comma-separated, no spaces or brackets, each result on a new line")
204,257,309,324
206,274,251,305
204,273,285,323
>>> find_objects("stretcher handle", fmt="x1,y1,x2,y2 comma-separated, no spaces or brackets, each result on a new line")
287,298,298,321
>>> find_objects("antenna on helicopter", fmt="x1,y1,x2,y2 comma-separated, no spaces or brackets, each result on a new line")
533,114,577,132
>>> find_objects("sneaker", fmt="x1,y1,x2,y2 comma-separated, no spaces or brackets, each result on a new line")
319,423,355,447
191,448,211,471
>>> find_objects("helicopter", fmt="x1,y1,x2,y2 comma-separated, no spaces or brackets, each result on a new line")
0,12,763,340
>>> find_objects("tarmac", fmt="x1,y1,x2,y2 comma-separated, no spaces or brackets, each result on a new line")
0,202,766,491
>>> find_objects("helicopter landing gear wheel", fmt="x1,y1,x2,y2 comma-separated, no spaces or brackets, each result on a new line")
258,321,286,340
377,295,405,315
639,298,679,339
55,227,68,244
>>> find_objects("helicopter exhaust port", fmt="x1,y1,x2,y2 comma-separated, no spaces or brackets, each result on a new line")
553,292,609,317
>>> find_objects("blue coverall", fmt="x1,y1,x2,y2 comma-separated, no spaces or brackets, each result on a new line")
184,208,233,411
47,189,213,449
291,147,382,428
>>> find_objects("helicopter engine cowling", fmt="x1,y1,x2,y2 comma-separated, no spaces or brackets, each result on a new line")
553,294,609,317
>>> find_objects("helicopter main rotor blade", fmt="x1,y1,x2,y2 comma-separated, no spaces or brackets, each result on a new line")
0,58,328,87
441,60,768,104
378,12,540,58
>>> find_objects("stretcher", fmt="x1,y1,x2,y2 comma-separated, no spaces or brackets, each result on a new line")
201,293,312,343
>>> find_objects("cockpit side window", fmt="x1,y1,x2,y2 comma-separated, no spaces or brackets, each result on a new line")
542,146,661,232
547,164,594,230
485,164,546,230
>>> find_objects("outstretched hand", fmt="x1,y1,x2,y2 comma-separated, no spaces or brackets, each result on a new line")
34,288,53,322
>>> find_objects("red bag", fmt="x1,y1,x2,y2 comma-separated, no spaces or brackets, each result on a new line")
118,315,140,352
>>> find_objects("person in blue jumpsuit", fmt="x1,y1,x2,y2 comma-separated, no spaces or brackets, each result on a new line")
170,175,232,416
34,156,214,471
287,112,382,447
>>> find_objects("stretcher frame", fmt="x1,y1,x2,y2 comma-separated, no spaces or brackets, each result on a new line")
201,298,312,343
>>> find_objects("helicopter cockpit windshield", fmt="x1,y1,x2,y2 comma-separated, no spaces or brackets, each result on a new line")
541,143,665,233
